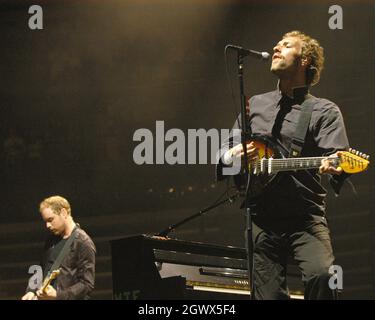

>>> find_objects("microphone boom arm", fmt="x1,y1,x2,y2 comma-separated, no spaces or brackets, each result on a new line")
156,192,240,238
225,44,270,60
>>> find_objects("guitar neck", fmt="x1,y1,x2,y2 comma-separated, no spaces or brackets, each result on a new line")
41,278,52,292
41,270,60,292
257,156,340,173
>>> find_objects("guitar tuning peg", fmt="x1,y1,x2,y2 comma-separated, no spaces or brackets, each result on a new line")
366,155,370,160
356,151,360,156
351,149,356,154
348,147,352,153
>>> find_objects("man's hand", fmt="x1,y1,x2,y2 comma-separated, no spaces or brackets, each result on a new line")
36,285,57,300
231,141,259,161
319,151,343,175
21,292,36,300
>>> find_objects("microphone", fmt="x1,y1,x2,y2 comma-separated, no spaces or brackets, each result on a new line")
226,44,270,61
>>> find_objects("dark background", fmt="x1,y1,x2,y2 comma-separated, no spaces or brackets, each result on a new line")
0,0,374,299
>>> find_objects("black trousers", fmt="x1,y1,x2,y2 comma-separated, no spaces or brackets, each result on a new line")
251,215,337,300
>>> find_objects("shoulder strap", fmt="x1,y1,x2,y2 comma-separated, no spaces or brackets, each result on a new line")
289,96,315,157
45,227,77,277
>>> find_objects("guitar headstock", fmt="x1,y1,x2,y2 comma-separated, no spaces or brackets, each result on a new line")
339,148,370,174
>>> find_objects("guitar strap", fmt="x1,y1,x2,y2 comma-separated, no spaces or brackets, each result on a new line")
289,95,315,157
45,226,77,279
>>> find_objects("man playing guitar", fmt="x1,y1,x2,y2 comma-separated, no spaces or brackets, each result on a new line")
217,31,368,299
22,196,96,300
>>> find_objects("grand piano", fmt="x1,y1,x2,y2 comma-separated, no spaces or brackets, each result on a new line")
110,234,304,300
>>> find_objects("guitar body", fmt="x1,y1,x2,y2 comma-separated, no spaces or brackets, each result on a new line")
32,269,60,300
234,135,285,200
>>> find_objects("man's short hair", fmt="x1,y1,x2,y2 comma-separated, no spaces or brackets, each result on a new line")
40,195,72,216
283,30,325,86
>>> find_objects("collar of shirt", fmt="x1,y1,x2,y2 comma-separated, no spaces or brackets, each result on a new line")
275,83,310,106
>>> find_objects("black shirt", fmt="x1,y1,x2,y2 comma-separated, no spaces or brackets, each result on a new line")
41,225,96,300
44,237,67,277
217,87,350,220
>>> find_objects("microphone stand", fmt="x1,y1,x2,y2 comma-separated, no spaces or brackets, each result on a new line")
156,192,240,238
237,52,256,300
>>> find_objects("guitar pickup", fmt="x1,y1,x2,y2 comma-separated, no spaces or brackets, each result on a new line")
260,158,266,173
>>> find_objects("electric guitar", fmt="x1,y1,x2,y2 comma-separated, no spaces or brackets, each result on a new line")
234,135,370,199
32,269,60,300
